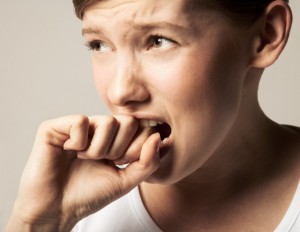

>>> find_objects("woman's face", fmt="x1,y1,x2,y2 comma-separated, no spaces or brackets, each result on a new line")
82,0,249,184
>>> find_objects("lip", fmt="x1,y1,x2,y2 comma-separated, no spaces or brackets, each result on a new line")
122,112,169,124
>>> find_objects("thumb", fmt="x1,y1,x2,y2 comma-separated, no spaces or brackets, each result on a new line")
119,133,161,191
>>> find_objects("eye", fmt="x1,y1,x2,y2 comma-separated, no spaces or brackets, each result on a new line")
85,40,113,53
147,35,178,50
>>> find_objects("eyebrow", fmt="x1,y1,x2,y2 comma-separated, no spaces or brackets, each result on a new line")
82,27,106,36
82,21,190,36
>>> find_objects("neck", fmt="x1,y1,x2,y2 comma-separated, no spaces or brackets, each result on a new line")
143,67,298,205
172,79,294,202
140,106,299,231
139,69,300,231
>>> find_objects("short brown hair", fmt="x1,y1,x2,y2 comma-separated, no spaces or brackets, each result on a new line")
73,0,289,26
73,0,96,20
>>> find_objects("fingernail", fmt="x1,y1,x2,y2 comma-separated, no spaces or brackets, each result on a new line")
156,138,161,155
115,158,128,166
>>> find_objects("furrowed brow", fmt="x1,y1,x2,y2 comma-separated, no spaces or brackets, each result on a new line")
82,21,189,36
133,21,189,33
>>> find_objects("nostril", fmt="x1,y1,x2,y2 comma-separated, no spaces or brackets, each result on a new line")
107,77,150,107
155,123,171,140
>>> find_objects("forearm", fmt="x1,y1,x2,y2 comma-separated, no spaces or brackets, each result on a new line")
6,215,59,232
5,210,75,232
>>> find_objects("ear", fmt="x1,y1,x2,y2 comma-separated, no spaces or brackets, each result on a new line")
249,1,292,68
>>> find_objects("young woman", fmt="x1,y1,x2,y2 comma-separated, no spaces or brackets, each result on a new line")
6,0,300,231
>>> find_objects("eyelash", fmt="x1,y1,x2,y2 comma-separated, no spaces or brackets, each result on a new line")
85,34,178,52
85,40,103,51
146,34,178,49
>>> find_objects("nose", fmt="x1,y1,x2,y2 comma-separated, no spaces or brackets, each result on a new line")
107,54,150,107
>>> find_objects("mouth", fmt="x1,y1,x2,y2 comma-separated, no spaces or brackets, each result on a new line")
139,119,172,142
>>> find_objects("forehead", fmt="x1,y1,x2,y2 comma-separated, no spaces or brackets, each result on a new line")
82,0,206,28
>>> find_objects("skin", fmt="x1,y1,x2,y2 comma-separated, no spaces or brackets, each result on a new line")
6,0,300,231
84,0,248,184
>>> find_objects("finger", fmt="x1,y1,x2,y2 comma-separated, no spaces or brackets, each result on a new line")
115,126,155,165
77,116,119,160
36,115,90,151
24,115,90,191
105,115,139,160
119,133,161,191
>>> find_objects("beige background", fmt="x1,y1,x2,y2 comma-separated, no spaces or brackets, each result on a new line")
0,1,299,229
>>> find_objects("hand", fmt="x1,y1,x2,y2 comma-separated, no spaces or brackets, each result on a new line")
6,115,161,232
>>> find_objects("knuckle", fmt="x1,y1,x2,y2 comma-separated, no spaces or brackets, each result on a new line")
73,115,89,128
126,144,141,158
106,152,122,160
72,140,87,150
37,120,56,139
85,145,108,159
103,116,119,130
37,120,50,134
122,115,138,129
36,120,62,146
139,159,159,174
80,151,102,160
137,161,149,170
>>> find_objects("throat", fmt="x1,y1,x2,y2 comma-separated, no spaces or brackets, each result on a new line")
139,182,232,232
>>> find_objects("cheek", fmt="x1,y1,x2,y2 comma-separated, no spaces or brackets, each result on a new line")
92,58,113,109
93,75,107,101
148,49,244,117
155,48,245,160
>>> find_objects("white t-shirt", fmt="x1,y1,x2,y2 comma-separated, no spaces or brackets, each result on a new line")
72,182,300,232
274,181,300,232
72,187,162,232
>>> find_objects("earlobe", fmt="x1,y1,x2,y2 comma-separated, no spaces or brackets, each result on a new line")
249,1,292,68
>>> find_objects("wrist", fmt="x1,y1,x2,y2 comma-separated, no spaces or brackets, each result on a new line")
6,212,59,232
6,203,76,232
5,199,78,232
6,213,76,232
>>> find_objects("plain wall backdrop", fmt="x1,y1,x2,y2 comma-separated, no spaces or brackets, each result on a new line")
0,1,299,229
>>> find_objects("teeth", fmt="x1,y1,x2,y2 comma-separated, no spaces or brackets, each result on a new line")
140,119,164,128
149,120,158,127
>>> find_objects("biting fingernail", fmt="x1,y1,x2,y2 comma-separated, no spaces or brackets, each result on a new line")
156,138,161,154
